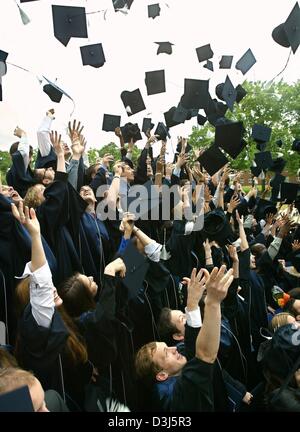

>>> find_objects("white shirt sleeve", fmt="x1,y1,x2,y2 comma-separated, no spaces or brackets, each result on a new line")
18,135,30,170
173,166,181,178
268,237,283,260
37,115,54,157
20,262,55,329
185,307,202,328
144,241,162,262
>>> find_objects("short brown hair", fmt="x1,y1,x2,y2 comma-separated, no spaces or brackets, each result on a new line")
24,184,43,209
158,308,178,344
0,367,36,395
270,312,294,332
135,342,161,384
0,349,18,369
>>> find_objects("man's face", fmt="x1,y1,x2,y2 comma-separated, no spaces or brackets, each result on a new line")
0,186,22,203
36,167,55,185
152,342,187,378
122,164,134,181
80,186,96,204
170,310,187,338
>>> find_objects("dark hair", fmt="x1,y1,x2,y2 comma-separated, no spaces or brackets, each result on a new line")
157,307,179,344
251,243,267,259
9,142,33,158
85,163,100,183
59,273,96,318
288,288,300,300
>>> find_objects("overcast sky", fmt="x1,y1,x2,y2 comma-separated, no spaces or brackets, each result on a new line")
0,0,299,157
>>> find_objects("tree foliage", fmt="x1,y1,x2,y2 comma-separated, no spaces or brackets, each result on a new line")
188,80,300,174
87,142,140,165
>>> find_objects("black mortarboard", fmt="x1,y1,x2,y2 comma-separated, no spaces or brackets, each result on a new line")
254,151,273,171
181,79,209,110
145,70,166,95
102,114,121,132
0,386,34,412
269,157,286,173
155,41,174,55
205,96,228,127
80,43,105,68
221,75,237,111
172,103,188,123
276,139,284,147
235,48,256,75
252,124,272,143
148,3,160,19
215,121,246,158
292,138,300,152
155,122,170,141
164,107,180,128
280,182,299,203
52,5,88,47
121,122,142,143
120,241,150,299
196,44,214,63
0,50,8,62
202,208,236,246
219,55,233,69
270,173,286,189
215,83,225,101
112,0,134,11
235,84,247,103
142,118,154,133
42,76,72,103
198,145,228,176
203,60,214,71
197,114,207,126
121,88,146,116
254,198,278,220
251,166,262,177
272,2,300,54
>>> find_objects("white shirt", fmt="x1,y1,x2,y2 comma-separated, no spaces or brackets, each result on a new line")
185,307,202,328
19,262,55,329
144,241,162,262
37,114,54,157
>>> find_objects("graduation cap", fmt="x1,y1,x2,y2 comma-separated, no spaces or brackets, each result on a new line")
0,386,34,412
145,70,166,95
155,41,174,55
219,55,233,69
42,76,73,103
197,114,207,126
202,208,236,246
254,151,273,171
80,43,105,68
0,50,8,82
142,118,154,134
120,241,149,299
154,122,170,141
292,138,300,152
269,157,286,173
198,145,228,176
148,3,160,19
121,89,146,116
235,48,256,75
215,121,246,158
280,182,299,203
270,173,286,189
220,75,237,111
203,60,214,71
252,124,272,143
235,84,247,103
254,198,278,220
250,165,262,177
52,5,88,47
121,122,142,143
164,107,181,128
272,2,300,54
112,0,134,11
0,50,8,63
181,79,210,110
196,44,214,63
102,114,121,132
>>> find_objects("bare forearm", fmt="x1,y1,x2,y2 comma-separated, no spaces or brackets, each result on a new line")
56,154,66,173
31,234,46,272
196,302,221,363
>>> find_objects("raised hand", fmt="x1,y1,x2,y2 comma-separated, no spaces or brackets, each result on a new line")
50,130,63,155
228,194,240,213
183,267,209,310
115,127,122,138
68,119,84,144
104,257,126,278
205,265,234,305
235,210,244,226
292,240,300,252
228,245,239,262
119,211,135,234
13,126,26,138
102,153,114,167
11,202,40,237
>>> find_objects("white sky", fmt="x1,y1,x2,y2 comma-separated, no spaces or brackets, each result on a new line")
0,0,299,157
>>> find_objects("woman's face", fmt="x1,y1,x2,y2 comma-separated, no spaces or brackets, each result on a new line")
78,274,98,297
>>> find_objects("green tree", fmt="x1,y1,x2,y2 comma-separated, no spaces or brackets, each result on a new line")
0,151,11,184
189,80,300,174
88,142,140,165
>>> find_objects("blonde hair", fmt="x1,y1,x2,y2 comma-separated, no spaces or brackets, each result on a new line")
135,342,161,384
270,312,295,332
0,367,36,395
24,184,44,209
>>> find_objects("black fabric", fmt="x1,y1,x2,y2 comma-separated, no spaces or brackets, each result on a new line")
6,151,36,198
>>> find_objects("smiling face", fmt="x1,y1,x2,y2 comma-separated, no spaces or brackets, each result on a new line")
169,310,187,339
152,342,187,380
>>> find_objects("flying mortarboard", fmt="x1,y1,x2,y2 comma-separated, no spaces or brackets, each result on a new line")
280,182,299,203
121,88,146,116
52,5,88,47
235,48,256,75
219,55,233,69
203,60,214,71
181,79,210,110
42,76,73,103
142,118,154,133
121,122,142,143
272,2,300,54
269,157,286,173
198,145,229,176
252,124,272,143
0,386,34,412
254,151,273,171
164,107,181,128
80,43,105,68
148,3,161,19
102,114,121,132
235,84,247,103
203,208,236,246
154,122,170,141
112,0,134,11
172,103,189,123
155,41,174,55
196,44,214,63
255,198,278,220
270,173,286,189
215,121,246,158
220,75,237,111
145,70,166,95
250,166,262,177
197,114,207,126
0,50,8,63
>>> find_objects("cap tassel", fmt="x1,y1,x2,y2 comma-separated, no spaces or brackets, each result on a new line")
16,3,30,25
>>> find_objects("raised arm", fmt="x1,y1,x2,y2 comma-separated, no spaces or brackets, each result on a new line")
37,109,55,157
236,211,249,252
13,126,29,170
